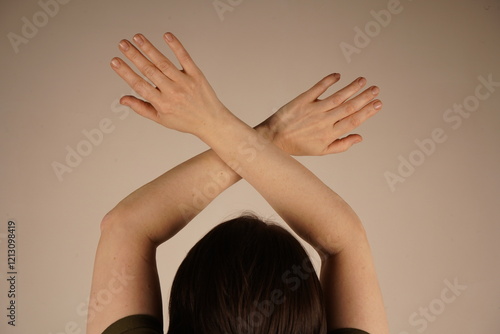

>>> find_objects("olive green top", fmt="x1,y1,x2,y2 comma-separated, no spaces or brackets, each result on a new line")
102,314,370,334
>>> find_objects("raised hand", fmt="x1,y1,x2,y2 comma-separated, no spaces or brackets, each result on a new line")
111,32,228,136
111,32,382,156
257,74,382,156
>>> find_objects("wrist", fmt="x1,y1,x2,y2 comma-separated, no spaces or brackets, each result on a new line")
194,105,236,139
196,106,250,148
254,118,279,148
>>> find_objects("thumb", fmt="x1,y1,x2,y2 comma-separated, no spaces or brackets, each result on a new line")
120,96,158,121
325,134,363,154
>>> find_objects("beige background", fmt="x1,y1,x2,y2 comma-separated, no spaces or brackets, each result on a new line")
1,0,499,333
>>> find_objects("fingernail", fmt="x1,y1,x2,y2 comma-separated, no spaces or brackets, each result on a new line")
371,86,380,95
333,73,340,79
119,40,129,51
357,77,366,86
374,100,382,110
164,32,173,42
111,58,120,68
133,34,144,46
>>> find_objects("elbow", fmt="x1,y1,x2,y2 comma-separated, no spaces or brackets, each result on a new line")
99,209,121,233
343,219,370,251
351,219,368,240
99,209,137,241
320,218,368,258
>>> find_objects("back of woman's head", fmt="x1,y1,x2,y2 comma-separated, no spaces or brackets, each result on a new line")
167,214,327,334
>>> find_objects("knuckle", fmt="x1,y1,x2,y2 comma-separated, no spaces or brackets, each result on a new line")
347,102,358,113
157,102,170,115
142,65,157,79
330,95,342,106
179,51,192,63
187,79,198,92
341,103,356,115
132,80,149,94
349,115,361,127
157,60,171,73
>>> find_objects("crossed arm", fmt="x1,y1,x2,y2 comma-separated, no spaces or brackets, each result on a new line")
87,32,388,334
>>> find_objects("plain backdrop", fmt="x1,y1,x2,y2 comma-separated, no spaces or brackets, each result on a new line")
1,0,499,333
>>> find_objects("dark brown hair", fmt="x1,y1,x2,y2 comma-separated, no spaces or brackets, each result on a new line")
167,214,327,334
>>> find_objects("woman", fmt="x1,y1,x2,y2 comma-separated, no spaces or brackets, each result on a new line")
87,32,389,334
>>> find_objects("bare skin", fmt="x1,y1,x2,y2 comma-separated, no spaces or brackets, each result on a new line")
87,32,389,334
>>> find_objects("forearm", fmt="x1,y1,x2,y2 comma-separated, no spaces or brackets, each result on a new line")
200,110,363,256
102,124,277,246
103,148,240,245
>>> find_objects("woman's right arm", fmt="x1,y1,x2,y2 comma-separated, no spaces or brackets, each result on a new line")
115,32,389,334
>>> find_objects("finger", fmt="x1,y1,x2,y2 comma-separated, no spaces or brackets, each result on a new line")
118,39,172,90
111,57,161,102
329,85,380,122
325,134,363,154
120,95,159,121
131,33,183,82
332,99,382,137
317,76,367,110
297,73,341,103
163,32,201,75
